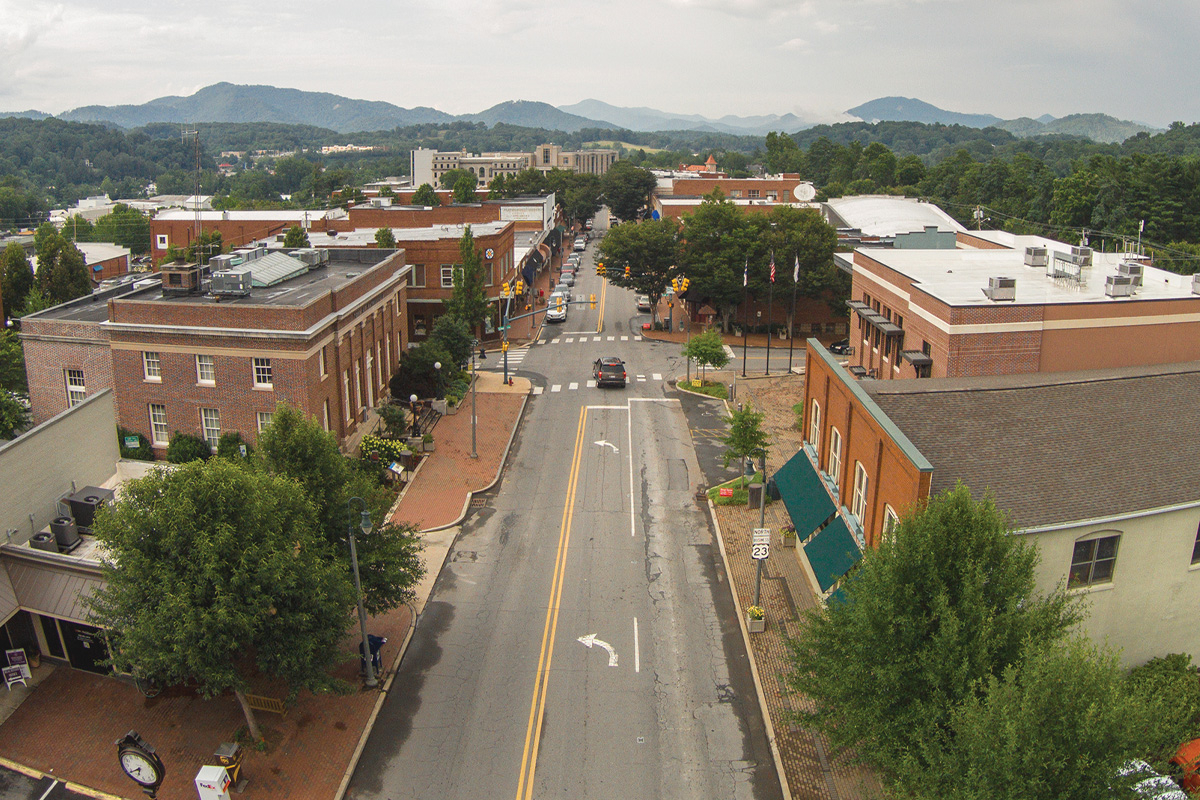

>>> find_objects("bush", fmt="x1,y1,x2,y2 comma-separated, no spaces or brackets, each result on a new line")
360,434,411,464
166,431,211,463
117,426,154,460
375,403,409,438
216,431,251,459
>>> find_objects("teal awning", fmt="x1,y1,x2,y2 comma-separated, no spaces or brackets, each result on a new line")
803,515,862,593
775,449,837,538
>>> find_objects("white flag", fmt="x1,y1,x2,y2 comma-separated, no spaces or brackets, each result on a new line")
793,255,799,283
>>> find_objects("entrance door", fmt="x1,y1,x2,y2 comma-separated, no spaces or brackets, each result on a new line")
58,620,111,675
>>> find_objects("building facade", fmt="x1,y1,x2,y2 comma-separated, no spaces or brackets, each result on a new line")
148,209,351,262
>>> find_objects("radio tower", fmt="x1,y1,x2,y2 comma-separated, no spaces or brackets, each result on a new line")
182,127,201,265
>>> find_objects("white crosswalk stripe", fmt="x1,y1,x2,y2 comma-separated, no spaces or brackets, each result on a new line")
480,347,527,371
637,375,646,382
532,386,544,395
569,382,579,390
593,336,601,342
607,336,615,341
652,373,662,380
565,337,574,343
635,336,643,341
621,336,629,341
586,380,596,388
551,384,561,392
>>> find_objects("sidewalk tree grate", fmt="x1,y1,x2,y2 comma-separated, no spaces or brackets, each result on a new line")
470,497,487,508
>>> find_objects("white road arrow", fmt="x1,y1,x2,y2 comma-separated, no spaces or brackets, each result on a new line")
593,440,619,454
577,634,619,667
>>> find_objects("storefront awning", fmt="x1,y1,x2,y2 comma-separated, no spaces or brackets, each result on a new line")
802,514,862,593
774,449,837,539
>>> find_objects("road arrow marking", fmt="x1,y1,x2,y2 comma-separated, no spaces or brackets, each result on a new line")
577,634,619,667
594,440,619,453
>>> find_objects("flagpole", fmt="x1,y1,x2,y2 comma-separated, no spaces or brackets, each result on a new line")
788,253,799,374
765,250,774,375
741,258,749,378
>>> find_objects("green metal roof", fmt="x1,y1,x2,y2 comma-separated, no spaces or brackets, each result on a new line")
803,514,862,593
775,448,837,538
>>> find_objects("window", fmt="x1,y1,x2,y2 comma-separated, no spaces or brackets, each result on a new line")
851,462,869,523
1192,522,1200,565
196,354,215,384
922,340,932,356
414,315,427,337
485,261,494,287
411,264,426,287
748,189,760,198
147,404,168,444
766,190,777,200
808,399,821,450
323,399,330,432
318,347,327,378
827,427,842,487
65,369,86,407
1069,534,1120,588
365,352,375,408
441,265,457,288
253,358,273,388
729,190,742,198
882,505,899,539
343,370,351,422
200,408,221,450
156,234,169,249
256,411,273,432
142,351,161,381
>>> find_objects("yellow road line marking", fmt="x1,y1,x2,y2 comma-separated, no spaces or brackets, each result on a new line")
595,278,607,334
514,404,588,800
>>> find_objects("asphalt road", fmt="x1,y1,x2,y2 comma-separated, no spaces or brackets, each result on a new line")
0,770,92,800
347,213,781,800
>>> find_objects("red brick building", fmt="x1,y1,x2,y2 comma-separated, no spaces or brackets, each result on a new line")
21,248,408,450
76,243,131,282
347,195,554,234
149,209,351,262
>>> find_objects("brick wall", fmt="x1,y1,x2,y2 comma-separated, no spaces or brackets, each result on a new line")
21,318,115,426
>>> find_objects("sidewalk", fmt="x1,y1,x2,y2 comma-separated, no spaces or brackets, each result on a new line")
0,374,531,800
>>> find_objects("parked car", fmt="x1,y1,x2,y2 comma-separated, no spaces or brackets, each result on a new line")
829,339,853,355
593,357,627,387
636,295,652,312
546,292,569,323
554,281,570,295
562,272,575,287
573,240,587,252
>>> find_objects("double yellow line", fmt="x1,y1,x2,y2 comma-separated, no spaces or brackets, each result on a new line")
514,405,588,800
595,277,607,334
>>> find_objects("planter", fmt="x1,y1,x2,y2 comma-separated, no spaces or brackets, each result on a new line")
782,532,797,548
432,399,449,415
746,616,766,633
406,436,423,451
423,440,436,453
444,403,460,416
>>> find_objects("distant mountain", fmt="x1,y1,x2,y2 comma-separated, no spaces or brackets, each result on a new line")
463,101,616,133
1037,113,1157,143
847,97,1003,128
558,99,813,135
0,110,50,120
58,83,453,133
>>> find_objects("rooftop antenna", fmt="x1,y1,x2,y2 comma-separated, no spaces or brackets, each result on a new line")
182,126,201,265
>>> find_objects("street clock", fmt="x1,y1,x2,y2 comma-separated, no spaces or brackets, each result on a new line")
116,730,166,797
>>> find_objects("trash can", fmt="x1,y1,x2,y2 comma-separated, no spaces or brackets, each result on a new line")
359,634,387,675
747,483,764,510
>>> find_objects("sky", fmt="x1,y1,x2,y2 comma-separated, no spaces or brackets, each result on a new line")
1,0,1197,128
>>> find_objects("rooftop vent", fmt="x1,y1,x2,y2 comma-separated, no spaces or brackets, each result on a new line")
159,264,203,296
1105,275,1135,298
1193,274,1200,296
1024,246,1048,268
983,276,1016,301
1118,261,1144,286
1071,245,1093,266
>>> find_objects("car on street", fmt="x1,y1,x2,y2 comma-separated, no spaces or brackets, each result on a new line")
829,339,853,355
592,357,627,387
636,295,652,312
573,239,587,252
554,281,570,295
546,292,569,322
562,272,575,287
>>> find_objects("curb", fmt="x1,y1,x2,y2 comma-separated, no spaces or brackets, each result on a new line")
0,756,127,800
419,393,530,534
706,499,793,800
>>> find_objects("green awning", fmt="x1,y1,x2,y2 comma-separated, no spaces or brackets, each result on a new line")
775,449,837,538
803,515,862,593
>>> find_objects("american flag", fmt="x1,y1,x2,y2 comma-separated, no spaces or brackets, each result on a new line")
769,253,776,283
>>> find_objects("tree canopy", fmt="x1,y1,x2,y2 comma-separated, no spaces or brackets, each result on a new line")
283,225,310,248
720,401,768,480
1,242,34,320
445,226,489,335
411,183,441,207
374,227,396,248
601,161,657,221
597,217,681,325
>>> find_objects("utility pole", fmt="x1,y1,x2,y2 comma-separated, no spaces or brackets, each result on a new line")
787,253,799,374
741,259,749,378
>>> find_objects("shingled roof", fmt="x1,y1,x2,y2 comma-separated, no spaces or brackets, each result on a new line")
863,362,1200,530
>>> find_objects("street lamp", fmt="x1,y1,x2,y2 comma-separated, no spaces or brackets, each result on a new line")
346,497,377,688
433,361,443,399
471,341,486,459
409,394,419,437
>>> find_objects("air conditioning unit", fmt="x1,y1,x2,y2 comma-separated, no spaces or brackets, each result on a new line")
1105,275,1134,298
210,269,252,297
68,486,115,532
1118,261,1144,286
983,276,1017,301
1192,274,1200,296
293,248,321,266
30,532,58,553
159,264,203,296
50,517,81,551
1070,245,1093,266
1024,246,1048,268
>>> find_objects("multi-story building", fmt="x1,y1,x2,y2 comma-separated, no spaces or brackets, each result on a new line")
651,174,818,221
785,341,1200,665
148,209,351,262
530,144,619,176
410,148,533,187
20,247,409,450
347,194,556,234
845,232,1200,381
75,243,131,283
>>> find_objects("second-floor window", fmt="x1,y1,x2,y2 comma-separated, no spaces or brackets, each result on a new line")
196,354,215,385
65,369,86,407
1069,533,1120,589
143,351,161,381
808,399,821,451
851,462,869,523
200,408,221,450
253,358,273,388
827,427,842,487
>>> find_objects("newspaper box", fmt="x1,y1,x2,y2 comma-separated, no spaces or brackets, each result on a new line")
195,765,231,800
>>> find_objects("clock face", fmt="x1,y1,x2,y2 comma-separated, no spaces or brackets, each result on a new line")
120,750,160,786
485,248,494,259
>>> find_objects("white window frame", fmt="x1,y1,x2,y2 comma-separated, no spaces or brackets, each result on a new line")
156,234,169,249
440,265,457,288
252,357,273,388
851,462,869,523
142,351,162,381
808,399,821,451
65,369,86,407
318,347,327,378
323,399,331,432
148,403,168,445
882,505,899,540
827,427,842,487
196,354,215,385
343,370,352,422
256,411,273,433
200,407,221,450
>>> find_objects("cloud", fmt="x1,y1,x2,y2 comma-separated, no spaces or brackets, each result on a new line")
780,37,808,50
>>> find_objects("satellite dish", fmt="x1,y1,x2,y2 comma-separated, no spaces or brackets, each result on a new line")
793,183,817,202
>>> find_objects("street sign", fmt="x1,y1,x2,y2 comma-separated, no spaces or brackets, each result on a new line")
752,528,770,560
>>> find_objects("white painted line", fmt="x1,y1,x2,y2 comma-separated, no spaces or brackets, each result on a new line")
593,336,601,342
569,382,579,391
621,336,629,341
565,337,575,343
652,373,662,381
550,339,560,345
36,781,59,800
637,376,646,382
532,386,544,395
551,384,562,393
628,402,635,537
587,380,597,388
723,344,736,359
634,617,640,674
607,335,615,341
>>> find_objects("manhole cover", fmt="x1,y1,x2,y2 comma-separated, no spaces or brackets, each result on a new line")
469,497,487,508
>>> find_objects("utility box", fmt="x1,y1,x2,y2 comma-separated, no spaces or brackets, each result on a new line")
747,483,764,510
195,765,231,800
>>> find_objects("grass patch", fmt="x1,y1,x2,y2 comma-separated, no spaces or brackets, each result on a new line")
677,379,728,400
706,472,775,506
588,140,666,153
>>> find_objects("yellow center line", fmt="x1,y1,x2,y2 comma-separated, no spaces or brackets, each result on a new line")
514,404,588,800
595,278,607,334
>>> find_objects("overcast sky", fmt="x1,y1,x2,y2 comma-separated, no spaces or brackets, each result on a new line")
1,0,1196,128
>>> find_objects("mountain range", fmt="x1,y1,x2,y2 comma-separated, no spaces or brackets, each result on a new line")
15,83,1160,144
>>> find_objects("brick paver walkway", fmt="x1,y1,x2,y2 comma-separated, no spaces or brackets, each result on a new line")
390,383,527,532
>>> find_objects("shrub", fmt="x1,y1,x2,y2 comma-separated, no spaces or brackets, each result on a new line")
166,431,211,463
360,434,411,464
216,431,251,459
117,426,154,461
375,403,409,438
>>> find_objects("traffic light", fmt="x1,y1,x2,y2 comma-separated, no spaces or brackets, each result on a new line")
515,280,524,295
556,296,564,310
597,262,606,276
502,281,510,296
502,340,509,353
671,278,680,292
681,277,690,292
624,265,631,279
589,293,596,309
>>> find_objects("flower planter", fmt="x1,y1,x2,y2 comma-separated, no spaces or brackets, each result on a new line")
423,440,436,453
746,616,766,633
782,532,797,548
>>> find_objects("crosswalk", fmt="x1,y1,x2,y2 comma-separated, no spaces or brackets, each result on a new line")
478,347,528,371
532,373,668,395
537,335,643,345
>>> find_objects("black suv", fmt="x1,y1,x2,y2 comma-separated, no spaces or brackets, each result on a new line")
593,357,627,387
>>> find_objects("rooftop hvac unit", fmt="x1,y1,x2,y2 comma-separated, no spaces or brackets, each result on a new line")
1118,261,1144,286
67,486,115,532
294,248,321,266
160,264,203,296
1070,245,1093,266
1024,246,1048,268
30,532,58,553
983,276,1017,301
50,517,81,552
209,254,237,271
1105,275,1135,298
210,269,252,296
1193,274,1200,295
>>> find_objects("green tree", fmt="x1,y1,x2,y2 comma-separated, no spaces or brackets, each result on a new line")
88,458,358,741
602,161,656,222
63,214,94,243
678,189,753,332
746,206,841,334
0,391,29,440
36,230,92,305
720,401,768,484
0,329,27,393
562,173,604,224
283,225,310,248
430,313,473,368
784,484,1082,781
17,285,52,317
1,242,34,320
451,173,479,204
439,168,474,190
166,431,211,463
445,226,489,335
598,218,681,326
374,227,396,249
411,183,442,207
388,341,452,402
682,329,730,384
92,204,152,255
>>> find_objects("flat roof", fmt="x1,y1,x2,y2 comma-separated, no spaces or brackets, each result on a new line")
826,195,966,236
864,361,1200,529
152,209,345,222
857,246,1197,306
75,242,130,262
306,222,511,249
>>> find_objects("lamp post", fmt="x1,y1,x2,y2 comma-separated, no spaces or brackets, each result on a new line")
433,361,442,399
754,449,767,608
471,341,486,459
409,394,419,437
347,497,377,688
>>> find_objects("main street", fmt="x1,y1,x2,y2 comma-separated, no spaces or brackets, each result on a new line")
347,215,780,800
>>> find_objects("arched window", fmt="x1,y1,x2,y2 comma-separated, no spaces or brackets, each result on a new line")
851,462,869,523
827,427,842,487
808,399,821,451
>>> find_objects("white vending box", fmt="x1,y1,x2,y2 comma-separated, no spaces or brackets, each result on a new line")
195,764,231,800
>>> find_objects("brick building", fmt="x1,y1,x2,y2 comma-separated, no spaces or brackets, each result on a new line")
75,243,131,283
411,148,533,187
530,144,618,176
787,340,1200,665
347,195,555,234
20,248,409,450
845,232,1200,381
148,209,351,262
